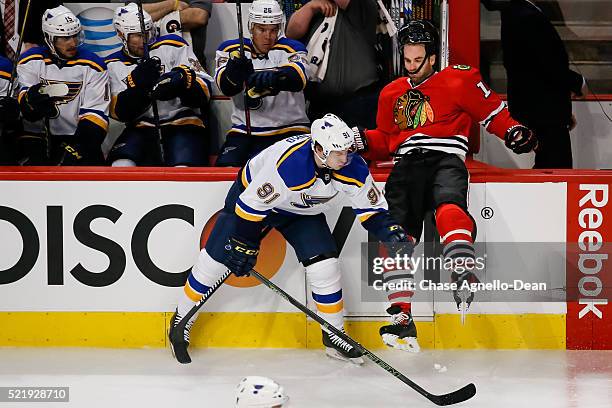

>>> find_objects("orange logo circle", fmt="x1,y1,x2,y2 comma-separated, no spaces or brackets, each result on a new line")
200,211,286,287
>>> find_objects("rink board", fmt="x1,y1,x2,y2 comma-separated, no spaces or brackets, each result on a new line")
0,167,610,350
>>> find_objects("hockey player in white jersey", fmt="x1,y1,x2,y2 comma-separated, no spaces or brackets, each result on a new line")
214,0,310,167
106,3,212,166
17,5,109,165
168,114,413,364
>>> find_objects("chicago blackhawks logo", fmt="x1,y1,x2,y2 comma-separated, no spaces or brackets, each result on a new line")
393,89,434,130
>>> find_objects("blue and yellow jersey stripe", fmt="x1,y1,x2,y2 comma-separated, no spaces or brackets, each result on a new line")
150,34,189,51
235,197,270,222
79,108,109,131
240,162,253,188
331,172,365,188
66,58,105,72
354,208,386,223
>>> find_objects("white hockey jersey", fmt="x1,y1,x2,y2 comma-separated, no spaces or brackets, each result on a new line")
17,46,110,136
215,37,310,138
235,135,388,222
0,56,11,95
105,34,212,127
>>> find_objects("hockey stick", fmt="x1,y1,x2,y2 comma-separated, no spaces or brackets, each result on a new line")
169,225,273,362
235,0,252,138
249,269,477,406
6,0,32,97
136,0,164,162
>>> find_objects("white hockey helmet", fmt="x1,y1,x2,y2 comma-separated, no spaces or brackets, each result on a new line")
42,5,84,59
235,376,289,408
113,3,157,58
311,113,356,167
248,0,285,38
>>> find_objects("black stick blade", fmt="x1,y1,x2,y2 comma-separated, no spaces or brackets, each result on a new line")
430,383,476,406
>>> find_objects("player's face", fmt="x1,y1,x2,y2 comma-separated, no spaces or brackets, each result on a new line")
251,23,280,54
403,44,436,84
126,33,145,58
325,149,350,170
54,35,79,59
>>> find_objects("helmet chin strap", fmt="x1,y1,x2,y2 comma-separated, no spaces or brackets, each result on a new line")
314,150,332,169
406,52,430,76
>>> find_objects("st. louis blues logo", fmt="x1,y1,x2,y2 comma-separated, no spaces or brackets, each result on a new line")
41,79,82,118
290,192,338,209
394,89,434,130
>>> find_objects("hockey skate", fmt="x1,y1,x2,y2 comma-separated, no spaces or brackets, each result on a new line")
321,329,364,365
451,271,479,325
379,305,420,353
168,309,196,364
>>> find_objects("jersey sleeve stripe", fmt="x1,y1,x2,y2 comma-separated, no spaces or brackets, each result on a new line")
480,101,506,130
276,139,310,168
331,172,364,188
81,114,109,131
195,77,211,100
288,176,316,191
0,71,10,79
215,66,227,90
281,62,307,87
240,163,253,188
235,205,266,222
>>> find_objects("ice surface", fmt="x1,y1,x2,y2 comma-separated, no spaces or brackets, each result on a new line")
0,348,610,407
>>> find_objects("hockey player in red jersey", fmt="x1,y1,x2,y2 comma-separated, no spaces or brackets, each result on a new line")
356,20,538,352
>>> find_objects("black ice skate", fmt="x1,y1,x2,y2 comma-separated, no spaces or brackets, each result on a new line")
451,271,479,324
321,329,364,365
168,309,195,364
379,305,420,352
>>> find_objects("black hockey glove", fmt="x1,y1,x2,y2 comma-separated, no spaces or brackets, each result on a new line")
225,236,260,277
381,224,415,259
58,142,84,165
0,96,20,121
127,57,162,91
224,51,254,87
22,83,57,119
504,125,538,154
247,70,281,97
152,66,197,101
352,126,368,153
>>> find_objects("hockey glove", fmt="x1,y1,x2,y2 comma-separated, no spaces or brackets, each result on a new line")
223,51,254,87
127,57,162,91
504,125,538,154
352,126,368,153
22,83,57,119
58,142,84,165
381,224,415,259
152,66,197,101
0,96,20,121
225,236,260,277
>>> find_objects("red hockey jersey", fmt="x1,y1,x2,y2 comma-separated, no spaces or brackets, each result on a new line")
364,65,520,161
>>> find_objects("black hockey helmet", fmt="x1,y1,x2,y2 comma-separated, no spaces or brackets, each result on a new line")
398,19,439,56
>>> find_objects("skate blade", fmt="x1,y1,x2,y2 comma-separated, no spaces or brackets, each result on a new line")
324,347,364,365
382,333,421,353
168,330,192,364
